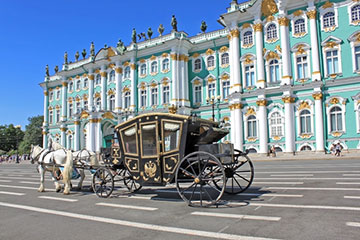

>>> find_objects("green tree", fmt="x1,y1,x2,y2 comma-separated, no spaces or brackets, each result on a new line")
0,124,24,153
18,116,43,154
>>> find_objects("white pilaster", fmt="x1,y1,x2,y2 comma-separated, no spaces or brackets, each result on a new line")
61,79,68,121
257,98,268,154
313,92,325,152
130,60,136,111
60,125,66,147
88,69,95,111
307,7,321,81
171,52,178,106
234,103,243,150
282,96,296,153
88,118,96,152
100,66,107,110
115,63,123,113
95,119,102,152
254,21,266,88
74,118,80,151
230,102,237,146
278,16,292,85
228,28,242,93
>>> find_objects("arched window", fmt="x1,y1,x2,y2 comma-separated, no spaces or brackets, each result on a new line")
151,87,158,106
68,135,73,150
296,55,309,79
326,50,339,75
266,24,277,40
95,98,101,110
83,100,88,110
109,70,115,82
245,64,255,86
49,110,53,124
151,61,158,73
330,106,343,131
300,109,311,134
140,64,147,75
76,80,81,90
208,82,216,99
69,82,74,92
270,112,283,137
68,103,73,117
83,78,88,88
56,109,60,123
124,66,131,78
194,85,202,103
140,89,147,108
247,115,257,138
49,91,54,101
163,85,170,104
162,59,169,71
76,101,81,113
243,31,253,45
124,92,131,109
194,59,202,71
269,59,280,83
207,56,215,68
221,53,229,65
300,145,312,151
323,12,335,28
294,19,306,34
109,95,115,111
351,5,360,22
95,74,101,85
222,80,230,99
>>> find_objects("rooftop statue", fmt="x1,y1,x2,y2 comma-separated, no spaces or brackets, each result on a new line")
132,28,137,43
75,51,79,61
138,32,146,41
82,49,87,59
45,65,49,76
171,15,178,32
64,52,68,64
116,39,127,55
147,27,153,39
54,65,59,73
90,42,95,56
201,21,207,33
158,24,164,36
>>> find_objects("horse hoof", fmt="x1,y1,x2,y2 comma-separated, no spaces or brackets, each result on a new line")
63,192,70,195
56,188,61,193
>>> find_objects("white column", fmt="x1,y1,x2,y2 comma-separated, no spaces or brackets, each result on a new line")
282,96,295,153
100,66,107,110
74,118,80,151
229,28,242,93
183,55,190,104
171,52,178,106
254,22,266,88
230,103,237,145
61,80,68,121
307,8,321,81
234,103,243,150
88,70,95,111
278,17,292,85
115,65,123,113
228,34,235,93
43,89,49,148
130,61,136,111
60,126,66,147
88,118,96,152
257,99,268,154
95,119,102,152
313,92,325,152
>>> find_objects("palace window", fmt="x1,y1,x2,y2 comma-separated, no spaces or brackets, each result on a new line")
221,53,229,65
83,100,88,110
222,80,230,99
69,103,73,117
49,110,53,124
355,46,360,71
296,55,309,79
270,112,283,137
56,109,60,123
76,101,81,113
266,24,277,41
330,106,343,132
245,65,255,87
194,58,202,71
124,92,131,109
294,19,306,34
326,50,339,75
95,98,101,110
151,61,158,73
49,91,54,101
69,82,74,92
109,70,115,82
151,87,158,106
194,85,202,103
208,82,216,99
207,56,215,68
300,145,312,151
351,5,360,22
83,79,88,89
162,59,170,71
323,12,335,28
95,74,101,85
67,135,73,150
269,59,280,83
140,64,147,75
76,80,81,91
163,86,170,104
140,89,147,108
299,109,311,134
247,115,257,138
124,66,131,79
56,90,60,100
109,95,115,111
243,31,253,45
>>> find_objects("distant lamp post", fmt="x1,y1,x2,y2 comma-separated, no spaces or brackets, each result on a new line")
206,96,221,121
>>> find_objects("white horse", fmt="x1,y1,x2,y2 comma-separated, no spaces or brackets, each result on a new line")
30,145,73,195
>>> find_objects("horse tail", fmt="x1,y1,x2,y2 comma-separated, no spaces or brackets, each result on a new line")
62,150,73,193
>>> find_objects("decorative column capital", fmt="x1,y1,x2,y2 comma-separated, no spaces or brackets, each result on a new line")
282,96,296,103
312,92,323,100
256,99,267,106
74,120,80,125
306,10,317,20
115,67,123,74
278,17,289,26
44,91,48,96
170,54,178,61
100,71,107,77
61,81,68,87
88,74,94,80
60,127,67,132
130,63,136,70
253,23,263,32
42,131,48,135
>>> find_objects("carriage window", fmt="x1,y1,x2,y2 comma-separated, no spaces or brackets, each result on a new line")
163,122,181,152
141,124,157,156
121,126,137,154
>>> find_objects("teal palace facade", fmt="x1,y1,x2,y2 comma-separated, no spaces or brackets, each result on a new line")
40,0,360,155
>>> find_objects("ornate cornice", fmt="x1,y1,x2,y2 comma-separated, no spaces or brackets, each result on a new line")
282,96,296,103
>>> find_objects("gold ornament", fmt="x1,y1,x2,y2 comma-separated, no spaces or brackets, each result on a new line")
261,0,279,17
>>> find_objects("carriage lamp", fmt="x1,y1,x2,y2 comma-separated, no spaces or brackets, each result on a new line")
206,96,221,121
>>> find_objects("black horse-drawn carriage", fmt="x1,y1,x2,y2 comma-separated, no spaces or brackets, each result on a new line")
93,113,254,207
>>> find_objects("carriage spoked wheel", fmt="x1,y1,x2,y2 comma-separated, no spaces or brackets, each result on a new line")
175,151,225,207
213,149,254,194
92,167,114,198
123,170,142,193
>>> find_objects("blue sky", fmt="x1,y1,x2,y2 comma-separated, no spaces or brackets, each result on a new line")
0,0,234,129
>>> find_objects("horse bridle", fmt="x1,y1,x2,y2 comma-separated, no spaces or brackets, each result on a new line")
31,148,46,164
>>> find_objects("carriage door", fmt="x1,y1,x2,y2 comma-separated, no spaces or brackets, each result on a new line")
139,121,161,184
161,120,183,183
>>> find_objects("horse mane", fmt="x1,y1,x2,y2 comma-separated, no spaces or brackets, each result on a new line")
52,141,65,151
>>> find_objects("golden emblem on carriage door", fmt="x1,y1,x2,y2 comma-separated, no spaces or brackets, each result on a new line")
144,161,157,178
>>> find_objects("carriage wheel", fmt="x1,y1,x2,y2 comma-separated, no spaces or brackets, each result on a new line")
92,167,114,198
175,151,225,207
214,149,254,194
123,170,142,193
